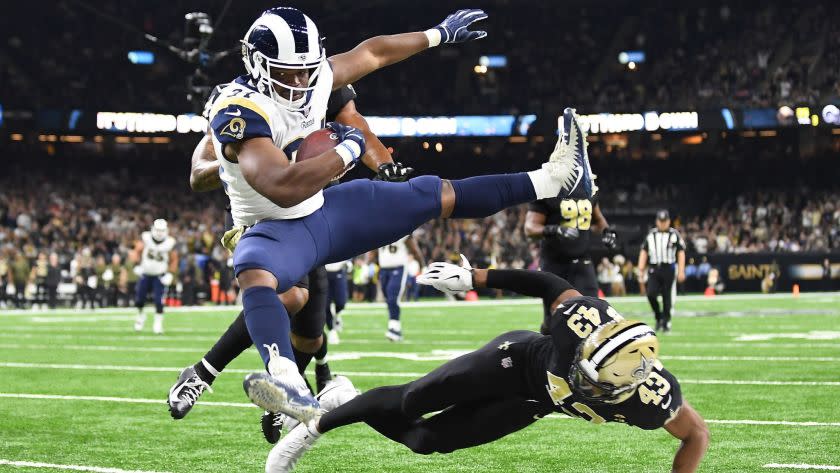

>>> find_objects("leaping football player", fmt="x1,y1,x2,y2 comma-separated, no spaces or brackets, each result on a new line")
264,257,709,473
206,6,594,428
168,77,411,445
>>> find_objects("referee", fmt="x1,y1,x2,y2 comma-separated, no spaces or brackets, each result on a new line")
637,210,686,333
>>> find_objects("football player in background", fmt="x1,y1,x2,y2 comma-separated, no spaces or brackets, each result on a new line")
206,6,591,425
374,234,425,341
265,257,708,473
525,156,617,334
132,219,177,334
169,76,409,445
324,259,350,345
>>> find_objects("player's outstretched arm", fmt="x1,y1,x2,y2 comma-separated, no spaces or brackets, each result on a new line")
329,9,487,89
190,131,222,192
418,256,580,311
664,402,710,473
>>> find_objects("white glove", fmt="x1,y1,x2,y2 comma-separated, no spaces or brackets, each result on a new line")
416,254,474,295
160,272,174,287
133,265,144,277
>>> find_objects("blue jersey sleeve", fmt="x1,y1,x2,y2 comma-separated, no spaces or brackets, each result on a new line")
209,97,273,145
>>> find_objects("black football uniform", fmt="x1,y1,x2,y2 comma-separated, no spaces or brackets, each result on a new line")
319,296,683,455
530,195,600,333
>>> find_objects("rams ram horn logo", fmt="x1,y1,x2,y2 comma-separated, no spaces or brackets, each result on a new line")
221,117,246,140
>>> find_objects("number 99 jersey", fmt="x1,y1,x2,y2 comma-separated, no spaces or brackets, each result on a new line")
529,195,597,262
140,231,176,277
527,296,683,430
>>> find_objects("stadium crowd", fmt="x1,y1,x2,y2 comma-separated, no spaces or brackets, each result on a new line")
3,2,839,114
2,157,837,308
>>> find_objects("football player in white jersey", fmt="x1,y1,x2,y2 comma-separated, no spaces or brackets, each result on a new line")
375,235,425,341
203,6,595,427
133,219,177,334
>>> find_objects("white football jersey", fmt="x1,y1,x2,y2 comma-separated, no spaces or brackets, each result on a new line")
140,232,175,276
208,65,334,227
379,236,410,269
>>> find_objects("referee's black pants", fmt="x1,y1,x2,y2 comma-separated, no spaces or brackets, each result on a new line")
646,265,676,326
317,330,553,454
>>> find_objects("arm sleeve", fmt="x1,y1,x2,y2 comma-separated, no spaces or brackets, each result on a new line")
485,269,574,304
528,198,551,214
674,230,687,251
326,84,358,122
209,98,273,145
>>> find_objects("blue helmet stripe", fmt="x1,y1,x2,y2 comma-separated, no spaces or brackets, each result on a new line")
248,25,279,58
267,7,309,54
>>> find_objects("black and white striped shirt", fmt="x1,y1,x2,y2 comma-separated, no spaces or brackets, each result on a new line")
642,228,685,265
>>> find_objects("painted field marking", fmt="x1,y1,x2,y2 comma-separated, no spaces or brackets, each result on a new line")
764,464,840,470
5,362,840,388
0,459,173,473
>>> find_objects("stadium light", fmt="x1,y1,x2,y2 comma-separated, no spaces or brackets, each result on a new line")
628,62,636,70
618,51,645,65
127,51,155,65
479,55,507,68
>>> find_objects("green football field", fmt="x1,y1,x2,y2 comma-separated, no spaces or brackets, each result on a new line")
1,293,839,473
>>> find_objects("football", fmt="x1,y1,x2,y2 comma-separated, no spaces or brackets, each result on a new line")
295,128,340,163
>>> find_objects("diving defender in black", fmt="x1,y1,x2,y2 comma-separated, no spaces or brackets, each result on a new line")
312,269,709,472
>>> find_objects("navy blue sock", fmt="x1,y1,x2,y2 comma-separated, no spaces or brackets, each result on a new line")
449,173,536,218
242,286,294,367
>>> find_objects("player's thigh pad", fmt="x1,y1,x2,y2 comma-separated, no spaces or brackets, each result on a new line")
320,176,442,263
234,220,318,292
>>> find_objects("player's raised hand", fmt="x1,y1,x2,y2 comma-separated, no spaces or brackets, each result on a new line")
327,122,367,163
375,162,414,182
417,254,474,295
433,9,488,44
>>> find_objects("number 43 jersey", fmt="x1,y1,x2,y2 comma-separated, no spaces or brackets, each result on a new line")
525,296,684,430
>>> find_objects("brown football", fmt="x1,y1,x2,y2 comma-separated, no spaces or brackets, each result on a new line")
294,128,340,163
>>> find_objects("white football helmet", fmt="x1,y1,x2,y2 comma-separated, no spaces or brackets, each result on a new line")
151,219,168,241
241,7,325,112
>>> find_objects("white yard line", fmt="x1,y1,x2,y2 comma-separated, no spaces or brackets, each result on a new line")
1,291,837,317
0,459,173,473
2,342,838,362
4,362,840,387
2,392,839,429
764,464,840,470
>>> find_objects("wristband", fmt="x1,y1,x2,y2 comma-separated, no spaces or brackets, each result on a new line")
334,140,361,166
424,28,442,48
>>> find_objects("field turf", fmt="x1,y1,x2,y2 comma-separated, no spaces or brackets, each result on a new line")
0,293,839,472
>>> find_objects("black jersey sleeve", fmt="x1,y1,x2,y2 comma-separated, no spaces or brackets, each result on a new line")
528,198,553,215
326,84,358,122
623,367,684,430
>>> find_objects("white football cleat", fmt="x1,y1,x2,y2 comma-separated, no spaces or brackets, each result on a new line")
544,108,596,198
244,345,320,424
276,375,359,436
153,314,164,334
134,313,146,332
265,419,321,473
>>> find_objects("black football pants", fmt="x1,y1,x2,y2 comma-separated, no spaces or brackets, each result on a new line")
539,258,598,334
646,265,676,325
317,331,553,454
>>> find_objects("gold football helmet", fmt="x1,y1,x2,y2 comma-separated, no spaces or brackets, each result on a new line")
568,320,659,404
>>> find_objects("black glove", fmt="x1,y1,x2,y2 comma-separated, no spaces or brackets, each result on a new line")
543,225,579,240
375,162,414,182
602,228,618,249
